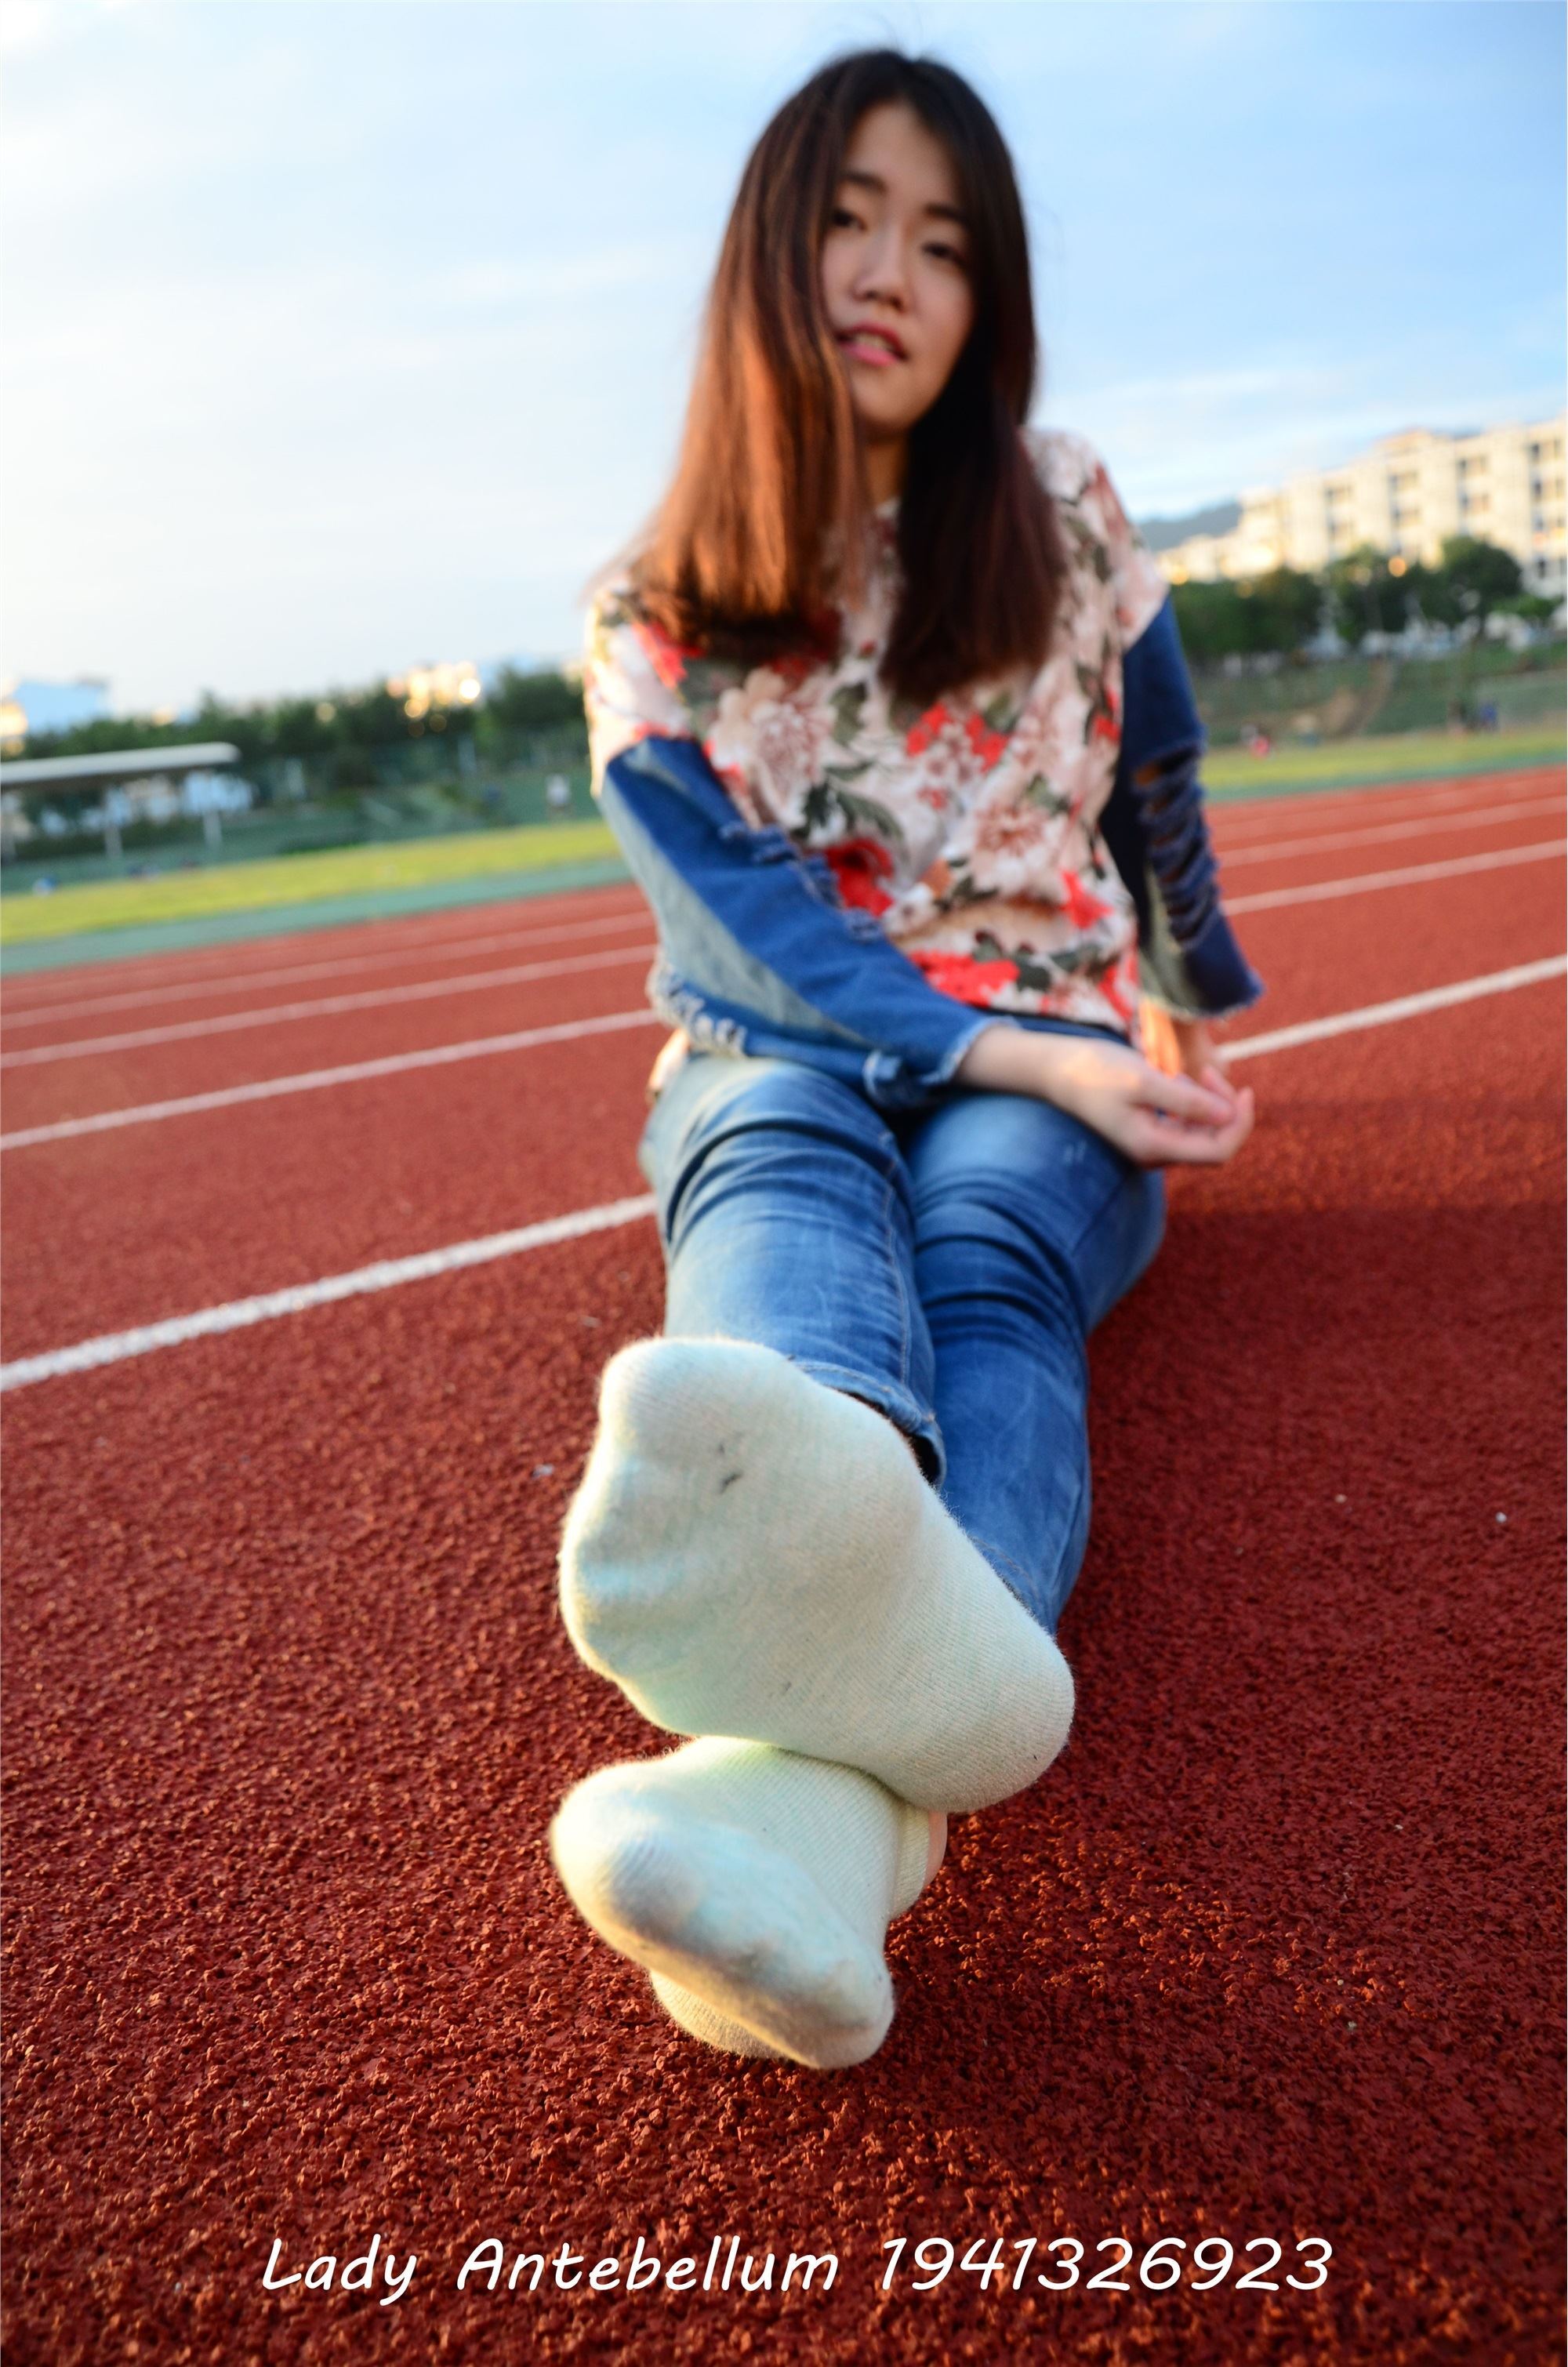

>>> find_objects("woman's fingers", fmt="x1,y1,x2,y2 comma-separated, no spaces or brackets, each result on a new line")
1136,1062,1237,1127
1037,1036,1255,1169
1135,1084,1255,1166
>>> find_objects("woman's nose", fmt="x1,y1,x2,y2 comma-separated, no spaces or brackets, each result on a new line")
854,230,909,304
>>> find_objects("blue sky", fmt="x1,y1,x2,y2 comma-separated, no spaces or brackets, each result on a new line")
5,0,1564,713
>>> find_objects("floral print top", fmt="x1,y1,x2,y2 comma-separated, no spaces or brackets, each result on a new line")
581,427,1174,1039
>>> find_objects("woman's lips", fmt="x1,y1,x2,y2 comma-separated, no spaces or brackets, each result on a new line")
838,332,904,367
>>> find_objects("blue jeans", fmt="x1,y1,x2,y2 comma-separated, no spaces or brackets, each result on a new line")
635,1026,1167,1637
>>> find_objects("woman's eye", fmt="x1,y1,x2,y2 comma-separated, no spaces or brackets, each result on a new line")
826,207,965,266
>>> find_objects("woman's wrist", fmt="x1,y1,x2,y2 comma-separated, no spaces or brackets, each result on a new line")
953,1021,1073,1102
953,1013,1251,1167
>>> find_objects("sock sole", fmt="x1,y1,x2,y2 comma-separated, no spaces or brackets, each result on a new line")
559,1335,1074,1812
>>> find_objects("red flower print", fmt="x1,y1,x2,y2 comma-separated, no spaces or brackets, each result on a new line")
1058,866,1115,931
771,647,818,692
637,617,702,692
909,949,1020,1005
824,836,896,915
905,701,953,758
1080,672,1120,745
918,786,949,811
964,712,1007,768
1098,956,1136,1025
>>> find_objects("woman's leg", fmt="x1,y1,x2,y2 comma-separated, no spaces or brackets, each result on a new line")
902,1087,1166,1636
557,1049,1075,1812
635,1048,944,1476
553,1052,1078,2062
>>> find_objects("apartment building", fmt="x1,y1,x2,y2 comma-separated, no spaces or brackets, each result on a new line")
1160,415,1566,594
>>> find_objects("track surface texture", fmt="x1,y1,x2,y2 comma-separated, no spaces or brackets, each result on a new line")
3,767,1564,2365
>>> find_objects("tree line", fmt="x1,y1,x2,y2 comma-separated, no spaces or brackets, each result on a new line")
13,536,1559,772
1171,535,1556,667
14,664,587,777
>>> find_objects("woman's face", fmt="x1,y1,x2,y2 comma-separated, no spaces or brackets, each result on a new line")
821,101,976,480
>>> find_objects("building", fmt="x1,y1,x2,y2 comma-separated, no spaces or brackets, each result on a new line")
1,742,244,855
1160,415,1567,594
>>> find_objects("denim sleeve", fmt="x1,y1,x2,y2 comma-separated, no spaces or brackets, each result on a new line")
1098,595,1266,1021
597,732,998,1109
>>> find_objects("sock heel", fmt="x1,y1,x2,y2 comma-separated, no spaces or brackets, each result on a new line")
549,1777,894,2069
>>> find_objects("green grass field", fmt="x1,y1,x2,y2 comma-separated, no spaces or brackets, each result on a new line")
1201,724,1563,794
0,817,619,946
2,726,1560,948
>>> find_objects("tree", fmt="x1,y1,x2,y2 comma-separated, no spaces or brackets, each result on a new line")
1432,535,1523,623
1243,568,1323,655
1323,546,1408,644
481,665,585,732
1494,591,1561,626
1172,568,1325,663
1169,579,1252,666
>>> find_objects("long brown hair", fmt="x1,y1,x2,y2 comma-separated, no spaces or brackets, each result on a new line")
584,47,1066,713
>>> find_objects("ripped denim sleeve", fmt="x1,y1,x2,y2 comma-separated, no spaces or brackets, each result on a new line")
1098,595,1267,1021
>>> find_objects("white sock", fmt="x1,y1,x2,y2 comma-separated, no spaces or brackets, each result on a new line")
558,1337,1074,1813
548,1737,933,2069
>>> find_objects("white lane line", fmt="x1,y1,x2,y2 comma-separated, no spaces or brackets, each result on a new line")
0,906,651,1030
4,956,1563,1392
0,880,646,1014
5,843,1563,1148
1223,955,1565,1062
1219,791,1563,868
11,818,1563,1072
1227,837,1565,914
0,1007,664,1150
1212,764,1560,844
0,1195,660,1393
7,775,1555,1030
1,942,656,1067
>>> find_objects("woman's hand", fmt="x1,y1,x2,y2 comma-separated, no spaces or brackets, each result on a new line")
1140,1004,1232,1087
955,1020,1254,1169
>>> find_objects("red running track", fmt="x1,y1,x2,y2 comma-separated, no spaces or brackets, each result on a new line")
2,780,1563,1358
2,770,1564,2364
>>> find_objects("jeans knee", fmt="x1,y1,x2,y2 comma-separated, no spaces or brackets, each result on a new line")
916,1195,1091,1340
662,1057,895,1160
639,1057,924,1300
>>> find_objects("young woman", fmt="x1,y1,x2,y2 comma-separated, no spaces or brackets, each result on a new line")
547,48,1263,2071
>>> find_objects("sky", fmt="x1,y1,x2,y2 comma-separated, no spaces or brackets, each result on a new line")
5,0,1565,715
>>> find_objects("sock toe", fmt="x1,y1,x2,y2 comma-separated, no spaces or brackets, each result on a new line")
646,1973,790,2060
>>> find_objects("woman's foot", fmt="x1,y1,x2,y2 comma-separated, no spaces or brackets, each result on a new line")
557,1336,1074,1813
548,1738,935,2069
